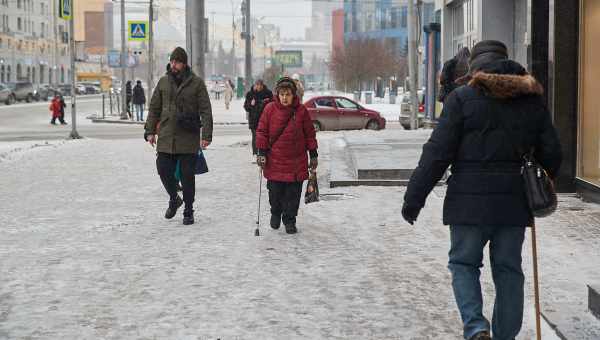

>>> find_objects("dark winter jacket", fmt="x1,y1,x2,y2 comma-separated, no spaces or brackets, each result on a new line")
244,87,273,130
126,82,133,100
145,66,213,154
132,84,146,105
256,95,318,183
404,59,562,227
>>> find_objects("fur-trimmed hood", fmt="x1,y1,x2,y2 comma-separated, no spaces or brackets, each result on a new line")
468,72,544,99
466,59,544,99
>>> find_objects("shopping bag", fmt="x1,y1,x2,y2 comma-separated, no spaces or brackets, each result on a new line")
305,170,319,204
195,148,209,175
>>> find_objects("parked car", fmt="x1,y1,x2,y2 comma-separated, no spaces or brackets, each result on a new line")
0,83,16,105
399,91,425,129
304,96,386,131
84,85,100,94
5,82,36,102
36,84,62,101
58,84,72,96
75,84,87,95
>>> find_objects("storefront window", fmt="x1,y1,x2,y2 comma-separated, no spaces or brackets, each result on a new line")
578,0,600,185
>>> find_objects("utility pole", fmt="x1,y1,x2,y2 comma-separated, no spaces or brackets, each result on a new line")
230,0,236,78
52,0,58,87
148,0,154,93
186,0,205,78
243,0,252,92
407,0,419,130
68,9,80,139
120,0,128,119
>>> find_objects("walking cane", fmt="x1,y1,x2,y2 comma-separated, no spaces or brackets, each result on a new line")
255,168,263,237
531,219,542,340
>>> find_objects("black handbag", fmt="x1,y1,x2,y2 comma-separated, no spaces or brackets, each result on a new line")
521,151,557,217
500,119,557,218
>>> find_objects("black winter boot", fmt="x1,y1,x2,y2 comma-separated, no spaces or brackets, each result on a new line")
469,331,491,340
270,214,281,230
183,208,194,225
165,196,183,219
285,223,297,234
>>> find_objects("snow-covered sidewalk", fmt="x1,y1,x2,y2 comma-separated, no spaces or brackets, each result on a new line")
0,132,597,339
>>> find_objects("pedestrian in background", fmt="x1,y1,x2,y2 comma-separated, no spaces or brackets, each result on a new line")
49,95,66,125
256,77,318,234
438,47,471,103
224,78,234,110
132,80,146,121
144,47,214,225
58,95,67,125
126,80,133,120
244,79,273,157
402,40,562,340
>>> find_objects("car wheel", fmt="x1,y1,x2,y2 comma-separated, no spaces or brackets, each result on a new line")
313,121,322,132
366,120,380,130
26,94,33,103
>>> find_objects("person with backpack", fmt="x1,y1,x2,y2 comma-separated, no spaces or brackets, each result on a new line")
402,40,562,340
255,77,318,235
244,79,273,157
438,47,471,103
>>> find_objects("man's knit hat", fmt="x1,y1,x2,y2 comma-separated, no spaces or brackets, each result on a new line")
170,47,188,64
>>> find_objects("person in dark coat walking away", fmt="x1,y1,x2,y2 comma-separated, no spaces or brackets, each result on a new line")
402,40,562,340
255,77,318,234
244,79,273,157
438,47,471,103
49,95,66,125
126,80,133,119
132,80,146,121
58,95,67,125
144,47,214,225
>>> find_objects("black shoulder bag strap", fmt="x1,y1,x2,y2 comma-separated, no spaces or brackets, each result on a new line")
269,110,295,149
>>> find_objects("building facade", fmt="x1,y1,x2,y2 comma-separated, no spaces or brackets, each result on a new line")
344,0,435,57
435,0,529,66
306,0,344,45
0,0,70,85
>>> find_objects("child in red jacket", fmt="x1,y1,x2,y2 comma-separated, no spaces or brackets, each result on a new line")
49,95,66,125
255,77,318,234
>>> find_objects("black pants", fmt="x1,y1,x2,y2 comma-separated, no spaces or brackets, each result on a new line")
51,115,66,124
157,152,195,210
267,180,303,226
250,129,257,155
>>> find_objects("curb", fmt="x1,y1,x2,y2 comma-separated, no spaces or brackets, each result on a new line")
91,118,249,126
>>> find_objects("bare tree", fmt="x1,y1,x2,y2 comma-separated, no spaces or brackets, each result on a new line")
330,38,406,92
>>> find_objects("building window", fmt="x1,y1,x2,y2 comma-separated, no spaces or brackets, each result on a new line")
0,65,4,83
17,18,22,31
451,0,478,55
400,7,407,28
17,0,21,9
60,67,65,84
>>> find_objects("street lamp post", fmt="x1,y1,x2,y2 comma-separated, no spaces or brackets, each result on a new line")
68,12,80,139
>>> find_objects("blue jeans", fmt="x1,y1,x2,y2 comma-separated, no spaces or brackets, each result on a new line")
448,225,525,340
135,104,144,121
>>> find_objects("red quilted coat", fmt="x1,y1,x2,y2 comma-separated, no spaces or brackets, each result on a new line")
256,95,318,182
49,98,61,118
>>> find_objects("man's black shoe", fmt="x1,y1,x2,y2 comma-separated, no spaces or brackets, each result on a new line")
183,209,194,225
285,223,297,234
469,331,491,340
165,196,183,219
270,214,281,229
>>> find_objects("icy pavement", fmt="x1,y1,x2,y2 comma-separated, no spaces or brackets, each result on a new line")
0,130,598,339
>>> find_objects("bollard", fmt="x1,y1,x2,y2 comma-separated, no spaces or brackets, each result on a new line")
102,93,106,119
109,92,113,116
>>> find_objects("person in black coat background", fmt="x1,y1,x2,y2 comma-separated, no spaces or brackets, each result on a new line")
438,47,471,103
244,79,273,156
132,80,146,121
125,80,133,119
402,40,562,340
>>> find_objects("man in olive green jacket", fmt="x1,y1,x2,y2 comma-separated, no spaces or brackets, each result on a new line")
144,47,213,225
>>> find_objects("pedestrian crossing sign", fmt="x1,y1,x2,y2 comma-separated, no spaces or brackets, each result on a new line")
59,0,72,20
128,21,148,41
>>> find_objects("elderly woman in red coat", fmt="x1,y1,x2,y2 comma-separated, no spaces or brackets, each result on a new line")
256,77,318,234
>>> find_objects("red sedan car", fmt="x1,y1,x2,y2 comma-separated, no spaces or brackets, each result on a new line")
304,96,386,131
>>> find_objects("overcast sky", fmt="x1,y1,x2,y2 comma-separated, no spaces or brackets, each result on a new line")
177,0,313,39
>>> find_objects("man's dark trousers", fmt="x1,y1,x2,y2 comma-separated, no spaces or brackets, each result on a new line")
157,152,195,209
251,129,258,155
267,180,303,226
